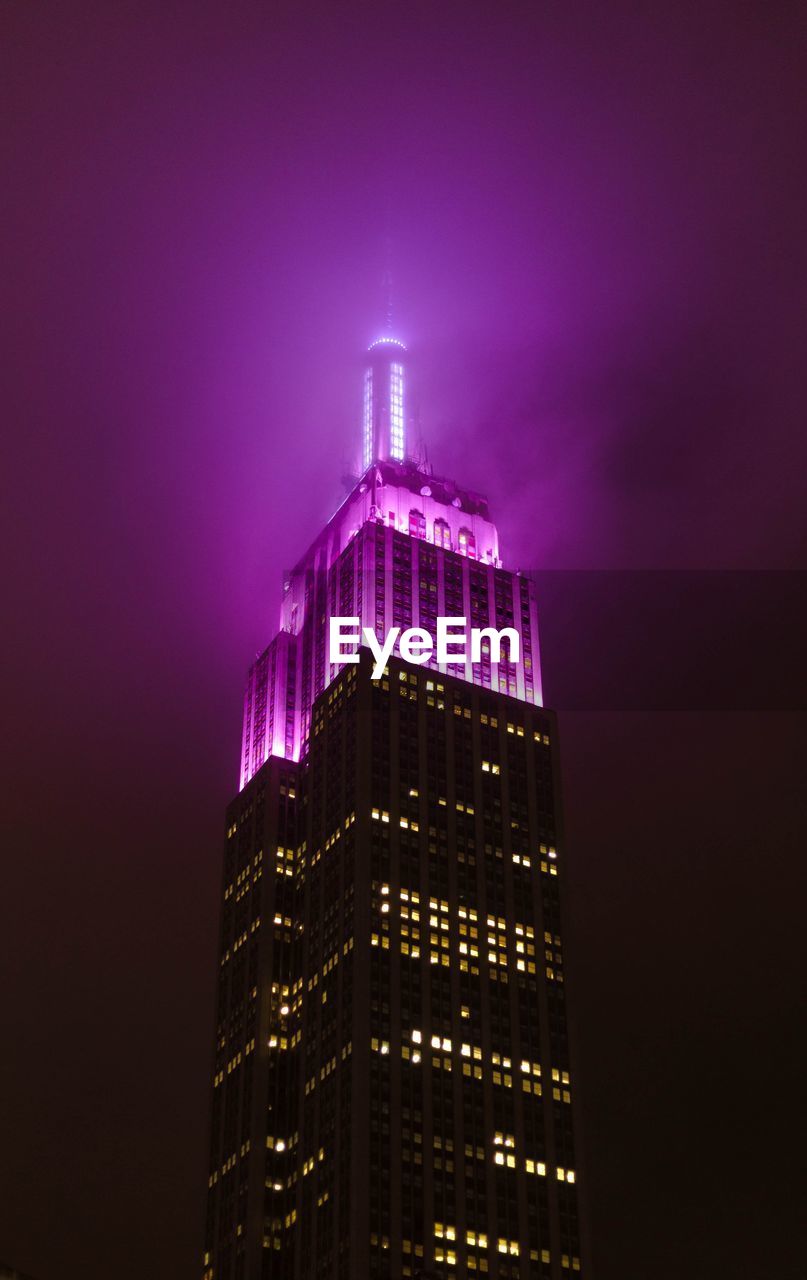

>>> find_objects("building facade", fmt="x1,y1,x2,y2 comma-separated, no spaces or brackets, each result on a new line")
203,338,587,1280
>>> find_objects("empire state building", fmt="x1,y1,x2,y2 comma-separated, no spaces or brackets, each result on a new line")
202,332,588,1280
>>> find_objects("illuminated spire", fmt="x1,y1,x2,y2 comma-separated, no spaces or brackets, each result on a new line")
363,336,407,470
362,233,407,469
382,233,394,334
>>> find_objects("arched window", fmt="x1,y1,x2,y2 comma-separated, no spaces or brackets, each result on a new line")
434,518,451,550
409,509,426,540
458,527,476,558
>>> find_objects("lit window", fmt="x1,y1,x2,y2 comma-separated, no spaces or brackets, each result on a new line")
408,509,426,539
433,518,451,550
458,527,476,558
390,363,405,459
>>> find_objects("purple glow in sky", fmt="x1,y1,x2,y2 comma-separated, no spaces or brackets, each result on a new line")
1,3,806,1279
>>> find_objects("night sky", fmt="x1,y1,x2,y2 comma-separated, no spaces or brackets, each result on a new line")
2,4,806,1279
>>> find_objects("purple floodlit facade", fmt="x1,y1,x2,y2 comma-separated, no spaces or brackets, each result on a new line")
239,344,542,787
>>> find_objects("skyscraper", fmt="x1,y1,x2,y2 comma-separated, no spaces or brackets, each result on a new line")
203,336,588,1280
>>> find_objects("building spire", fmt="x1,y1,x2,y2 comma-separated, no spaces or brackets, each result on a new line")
382,232,394,334
362,228,407,469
